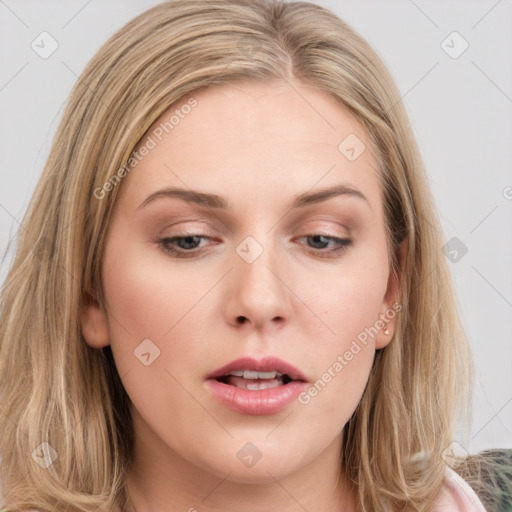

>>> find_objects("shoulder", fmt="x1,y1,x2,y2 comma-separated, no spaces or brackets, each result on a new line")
432,466,488,512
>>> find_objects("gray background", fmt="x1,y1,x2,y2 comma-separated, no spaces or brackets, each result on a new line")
1,0,511,453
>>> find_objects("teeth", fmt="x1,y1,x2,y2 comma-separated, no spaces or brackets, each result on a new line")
225,370,280,379
243,370,261,379
246,380,281,390
244,370,278,379
221,372,294,390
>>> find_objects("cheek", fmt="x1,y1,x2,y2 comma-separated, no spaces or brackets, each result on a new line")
100,232,231,409
296,251,388,416
100,237,213,427
308,256,389,342
296,287,381,431
102,235,206,338
100,234,198,379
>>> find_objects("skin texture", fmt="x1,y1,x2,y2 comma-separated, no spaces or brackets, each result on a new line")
81,79,402,512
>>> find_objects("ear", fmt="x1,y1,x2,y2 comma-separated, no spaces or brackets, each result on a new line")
375,238,407,349
80,288,110,348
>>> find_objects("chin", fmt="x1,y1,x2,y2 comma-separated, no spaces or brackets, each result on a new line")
214,462,297,485
197,442,310,484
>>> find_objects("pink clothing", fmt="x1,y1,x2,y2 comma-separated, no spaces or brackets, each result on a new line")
433,466,488,511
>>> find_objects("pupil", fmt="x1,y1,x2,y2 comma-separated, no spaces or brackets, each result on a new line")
310,235,329,249
179,236,200,250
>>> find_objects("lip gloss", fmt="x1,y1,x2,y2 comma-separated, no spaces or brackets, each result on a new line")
205,379,308,415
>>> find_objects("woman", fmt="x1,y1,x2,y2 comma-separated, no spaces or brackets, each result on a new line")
0,1,508,510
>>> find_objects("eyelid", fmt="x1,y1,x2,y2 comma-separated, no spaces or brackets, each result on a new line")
156,220,217,236
155,218,354,249
296,219,352,237
151,206,358,231
289,210,355,227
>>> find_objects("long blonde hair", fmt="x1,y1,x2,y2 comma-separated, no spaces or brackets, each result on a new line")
0,1,483,510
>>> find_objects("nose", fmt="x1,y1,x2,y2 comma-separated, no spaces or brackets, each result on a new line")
222,237,291,332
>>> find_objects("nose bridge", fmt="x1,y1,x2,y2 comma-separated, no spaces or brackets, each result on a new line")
226,231,290,329
235,232,281,294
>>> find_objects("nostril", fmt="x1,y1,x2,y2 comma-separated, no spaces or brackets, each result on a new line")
237,316,248,324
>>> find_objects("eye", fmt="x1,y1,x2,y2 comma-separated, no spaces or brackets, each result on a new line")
158,234,212,258
156,233,353,259
296,234,353,257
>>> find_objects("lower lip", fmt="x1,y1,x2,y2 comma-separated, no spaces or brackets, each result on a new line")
205,379,309,415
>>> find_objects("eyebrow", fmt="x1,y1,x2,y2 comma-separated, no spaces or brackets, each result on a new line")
137,184,370,211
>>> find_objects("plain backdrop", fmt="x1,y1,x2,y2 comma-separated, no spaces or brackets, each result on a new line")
0,0,511,454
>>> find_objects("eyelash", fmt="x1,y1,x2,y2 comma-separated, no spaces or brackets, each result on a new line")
157,233,353,259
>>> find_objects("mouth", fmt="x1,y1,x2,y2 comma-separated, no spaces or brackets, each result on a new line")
206,355,308,388
205,356,309,415
214,370,296,390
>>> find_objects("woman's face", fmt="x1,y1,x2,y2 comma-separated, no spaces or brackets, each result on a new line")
82,80,401,485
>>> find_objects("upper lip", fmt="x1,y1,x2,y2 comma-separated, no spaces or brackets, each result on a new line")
207,356,308,382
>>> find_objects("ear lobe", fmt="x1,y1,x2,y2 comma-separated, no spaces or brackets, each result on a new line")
375,238,408,349
80,291,110,348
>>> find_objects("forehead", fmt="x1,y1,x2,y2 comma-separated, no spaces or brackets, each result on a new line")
116,80,382,214
155,80,371,155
